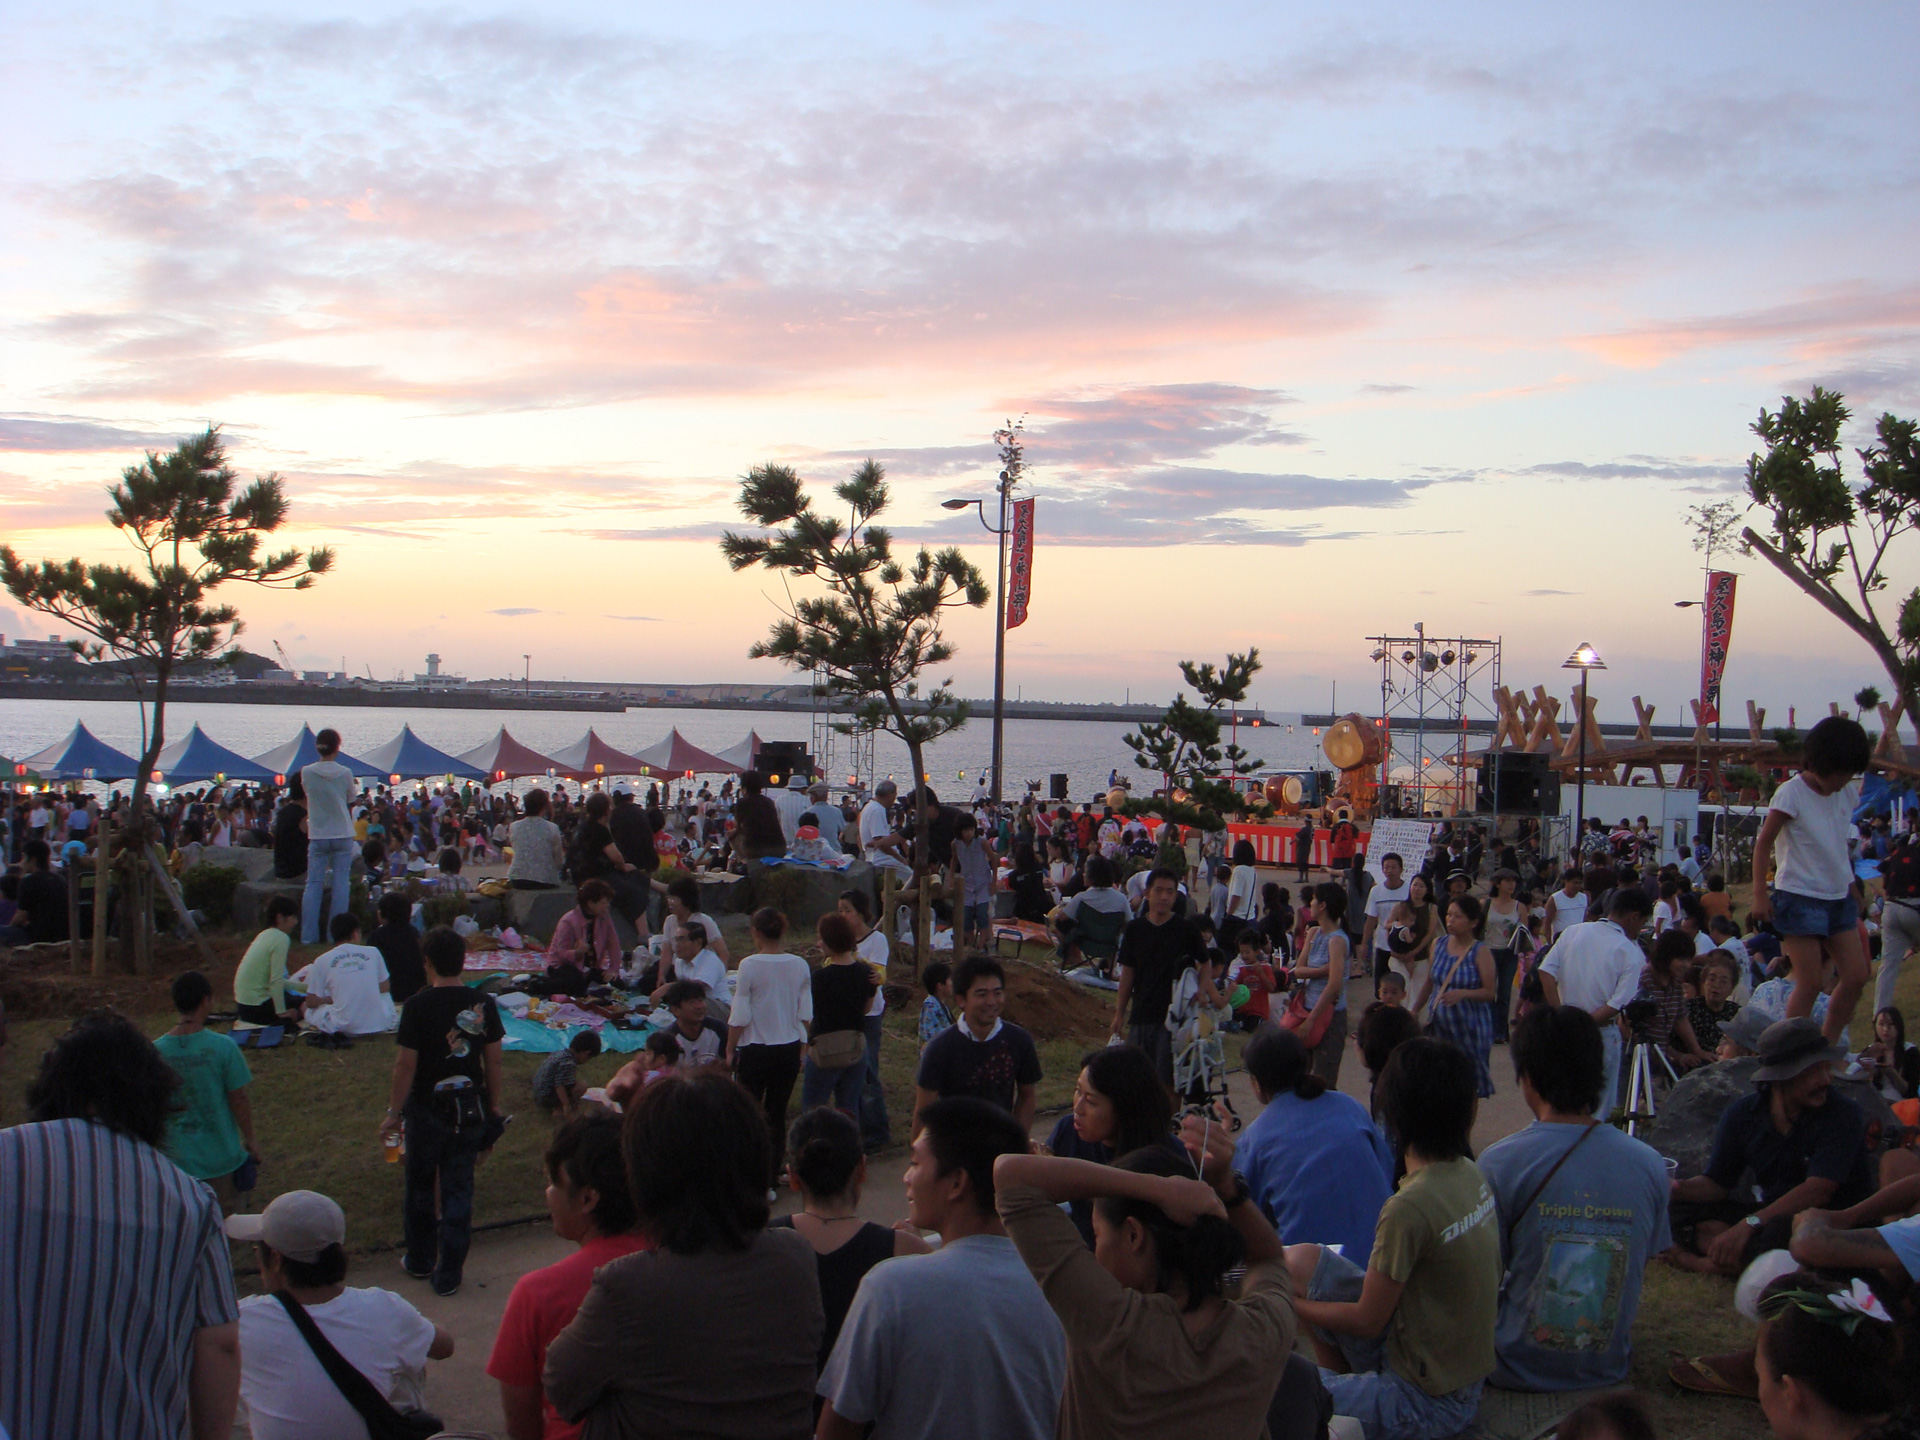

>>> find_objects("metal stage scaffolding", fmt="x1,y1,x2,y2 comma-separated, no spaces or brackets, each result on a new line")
810,664,876,793
1369,625,1502,817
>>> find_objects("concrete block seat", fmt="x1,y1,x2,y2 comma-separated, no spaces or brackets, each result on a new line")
231,879,309,932
738,859,875,935
226,855,367,933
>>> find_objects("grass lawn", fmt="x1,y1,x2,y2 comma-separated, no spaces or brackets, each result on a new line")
2,909,1907,1437
0,931,1123,1260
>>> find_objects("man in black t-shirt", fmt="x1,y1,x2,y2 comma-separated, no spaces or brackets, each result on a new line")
732,773,787,862
381,926,504,1297
10,840,69,946
368,890,427,1003
1668,1018,1872,1275
913,957,1042,1135
606,790,658,937
1110,867,1204,1086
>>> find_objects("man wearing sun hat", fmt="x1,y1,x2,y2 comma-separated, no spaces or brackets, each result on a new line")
227,1191,453,1439
1666,1017,1876,1275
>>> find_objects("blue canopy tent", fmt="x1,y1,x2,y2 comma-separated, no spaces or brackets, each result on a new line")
360,726,488,782
152,725,277,785
19,723,140,781
251,725,384,783
1855,770,1915,821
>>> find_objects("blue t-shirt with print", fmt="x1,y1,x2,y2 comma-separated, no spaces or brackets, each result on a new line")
1477,1120,1671,1391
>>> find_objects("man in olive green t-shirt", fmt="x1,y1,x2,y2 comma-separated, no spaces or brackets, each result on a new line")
1287,1038,1500,1439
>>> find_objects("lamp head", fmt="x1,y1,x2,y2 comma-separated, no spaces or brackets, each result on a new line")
940,498,971,511
1562,642,1606,670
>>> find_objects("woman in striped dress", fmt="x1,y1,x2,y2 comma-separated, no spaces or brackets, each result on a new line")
1415,895,1497,1098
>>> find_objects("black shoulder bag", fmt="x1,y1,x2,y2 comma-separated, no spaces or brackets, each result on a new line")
1496,1122,1601,1300
273,1291,443,1439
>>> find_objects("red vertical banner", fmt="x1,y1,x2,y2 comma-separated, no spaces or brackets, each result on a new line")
1006,497,1035,629
1699,571,1737,723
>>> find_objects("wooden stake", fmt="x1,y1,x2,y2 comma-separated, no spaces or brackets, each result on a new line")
147,844,218,969
91,819,111,979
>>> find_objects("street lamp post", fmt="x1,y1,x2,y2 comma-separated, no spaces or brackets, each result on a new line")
1562,642,1606,866
942,486,1014,804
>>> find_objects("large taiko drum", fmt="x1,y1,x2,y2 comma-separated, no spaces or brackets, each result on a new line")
1323,714,1385,772
1263,774,1304,807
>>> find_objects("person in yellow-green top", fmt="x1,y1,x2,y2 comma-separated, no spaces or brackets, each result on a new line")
233,897,301,1028
155,970,257,1214
1286,1036,1501,1440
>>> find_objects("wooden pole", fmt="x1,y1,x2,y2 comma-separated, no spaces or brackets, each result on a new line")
91,818,112,979
67,853,82,972
916,873,931,967
880,870,898,947
147,844,218,969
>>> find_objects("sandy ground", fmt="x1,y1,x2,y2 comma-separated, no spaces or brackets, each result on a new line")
403,964,1535,1436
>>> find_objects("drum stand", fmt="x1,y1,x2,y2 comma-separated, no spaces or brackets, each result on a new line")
1621,1037,1680,1138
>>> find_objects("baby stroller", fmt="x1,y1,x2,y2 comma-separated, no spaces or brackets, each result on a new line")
1169,998,1240,1131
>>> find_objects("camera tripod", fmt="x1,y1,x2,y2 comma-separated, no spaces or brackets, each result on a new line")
1620,1035,1681,1138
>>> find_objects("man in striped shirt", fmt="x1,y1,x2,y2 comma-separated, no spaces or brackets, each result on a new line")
1,1012,240,1440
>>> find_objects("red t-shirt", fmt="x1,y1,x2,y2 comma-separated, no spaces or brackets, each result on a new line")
485,1232,652,1439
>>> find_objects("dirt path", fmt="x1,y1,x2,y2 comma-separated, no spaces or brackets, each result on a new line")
410,973,1535,1434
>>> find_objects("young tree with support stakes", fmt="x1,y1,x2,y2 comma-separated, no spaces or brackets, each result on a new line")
1,427,332,965
1743,388,1920,740
1119,650,1268,831
721,459,988,942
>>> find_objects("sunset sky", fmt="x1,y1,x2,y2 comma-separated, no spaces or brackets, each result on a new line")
4,1,1918,721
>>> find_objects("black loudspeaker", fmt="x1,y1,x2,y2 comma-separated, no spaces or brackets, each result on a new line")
1049,773,1070,800
755,741,814,787
1477,751,1560,815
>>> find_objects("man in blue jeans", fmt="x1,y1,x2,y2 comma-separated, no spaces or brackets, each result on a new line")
300,728,358,945
381,927,504,1297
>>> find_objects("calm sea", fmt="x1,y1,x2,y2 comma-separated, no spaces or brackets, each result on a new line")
1,696,1325,802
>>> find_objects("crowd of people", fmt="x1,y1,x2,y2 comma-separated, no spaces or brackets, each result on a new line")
7,714,1920,1439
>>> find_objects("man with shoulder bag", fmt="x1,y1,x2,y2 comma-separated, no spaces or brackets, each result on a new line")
228,1189,454,1439
380,926,508,1299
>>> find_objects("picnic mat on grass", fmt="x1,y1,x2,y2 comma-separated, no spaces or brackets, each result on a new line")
465,946,549,973
500,1012,656,1054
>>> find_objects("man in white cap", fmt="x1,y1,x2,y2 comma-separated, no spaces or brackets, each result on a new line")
860,779,911,879
228,1190,453,1439
808,780,844,851
772,772,810,847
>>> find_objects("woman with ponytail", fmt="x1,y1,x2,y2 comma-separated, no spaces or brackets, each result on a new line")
769,1107,929,1379
993,1122,1298,1438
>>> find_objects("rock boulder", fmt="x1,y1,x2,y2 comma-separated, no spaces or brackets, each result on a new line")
1644,1057,1900,1180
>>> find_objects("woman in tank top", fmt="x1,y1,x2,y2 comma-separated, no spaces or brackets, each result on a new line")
1482,868,1526,1043
770,1107,931,1390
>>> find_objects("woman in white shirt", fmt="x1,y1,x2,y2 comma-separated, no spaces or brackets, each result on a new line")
727,907,814,1195
1224,839,1261,946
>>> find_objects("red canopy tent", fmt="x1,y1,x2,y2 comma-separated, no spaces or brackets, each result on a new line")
632,727,741,777
454,727,563,783
547,728,649,781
